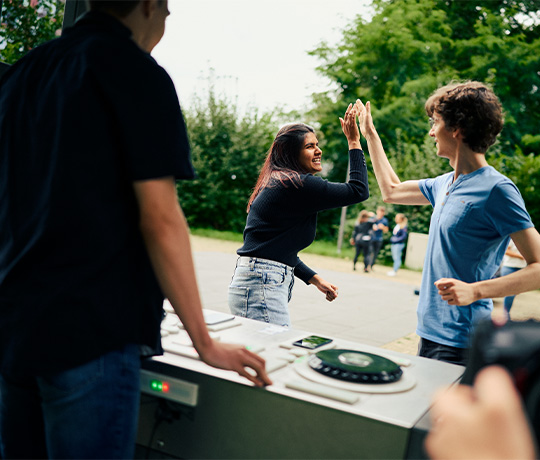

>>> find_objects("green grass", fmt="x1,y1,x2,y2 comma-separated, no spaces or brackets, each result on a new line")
190,228,422,273
300,239,356,260
190,227,244,243
190,227,419,270
191,227,357,261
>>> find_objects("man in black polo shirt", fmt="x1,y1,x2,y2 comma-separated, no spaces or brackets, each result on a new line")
0,1,271,458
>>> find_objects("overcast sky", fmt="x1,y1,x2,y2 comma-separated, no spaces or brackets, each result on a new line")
152,0,373,113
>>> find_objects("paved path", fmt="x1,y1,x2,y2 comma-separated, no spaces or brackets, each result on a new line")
191,235,540,355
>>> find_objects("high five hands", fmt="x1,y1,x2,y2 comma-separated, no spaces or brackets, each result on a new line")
340,103,361,149
339,99,377,144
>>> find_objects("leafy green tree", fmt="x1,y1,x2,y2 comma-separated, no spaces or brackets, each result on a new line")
178,87,279,232
310,0,540,234
312,0,539,151
179,85,354,240
0,0,65,64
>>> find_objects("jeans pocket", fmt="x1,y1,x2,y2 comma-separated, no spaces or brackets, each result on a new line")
40,356,104,394
228,286,249,317
262,269,286,286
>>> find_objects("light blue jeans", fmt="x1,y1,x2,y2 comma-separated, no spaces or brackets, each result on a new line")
391,242,405,272
228,257,294,327
0,343,141,459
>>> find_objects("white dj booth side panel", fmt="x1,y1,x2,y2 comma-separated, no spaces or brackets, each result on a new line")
137,360,410,460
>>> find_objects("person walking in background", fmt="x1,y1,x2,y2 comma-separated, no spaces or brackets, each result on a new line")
356,81,540,366
500,240,527,317
387,213,408,277
367,206,389,271
350,210,373,272
228,104,369,327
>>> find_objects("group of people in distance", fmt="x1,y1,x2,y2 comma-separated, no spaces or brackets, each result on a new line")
1,0,540,458
350,205,408,276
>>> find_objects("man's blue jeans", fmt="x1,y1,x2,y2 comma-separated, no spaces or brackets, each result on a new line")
0,343,141,459
418,337,468,366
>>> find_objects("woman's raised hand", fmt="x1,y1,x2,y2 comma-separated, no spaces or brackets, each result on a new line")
340,103,361,150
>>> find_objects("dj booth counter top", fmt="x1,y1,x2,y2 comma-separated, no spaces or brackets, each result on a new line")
152,312,463,429
136,311,463,459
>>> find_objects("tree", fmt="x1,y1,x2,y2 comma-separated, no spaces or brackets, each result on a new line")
180,83,360,240
0,0,65,64
178,86,280,233
310,0,540,234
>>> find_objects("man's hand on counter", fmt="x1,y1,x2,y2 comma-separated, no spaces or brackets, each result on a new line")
197,340,273,387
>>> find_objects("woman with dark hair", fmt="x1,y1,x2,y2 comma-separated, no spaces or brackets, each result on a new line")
228,104,370,326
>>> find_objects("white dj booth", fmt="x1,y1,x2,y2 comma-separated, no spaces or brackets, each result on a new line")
135,306,463,459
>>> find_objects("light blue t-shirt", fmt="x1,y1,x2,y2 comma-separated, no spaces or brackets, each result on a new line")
417,166,533,348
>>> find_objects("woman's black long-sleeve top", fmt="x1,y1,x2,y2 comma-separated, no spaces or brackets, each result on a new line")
237,149,369,283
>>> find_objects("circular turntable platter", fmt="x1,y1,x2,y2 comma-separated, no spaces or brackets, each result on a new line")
295,349,416,394
310,349,403,383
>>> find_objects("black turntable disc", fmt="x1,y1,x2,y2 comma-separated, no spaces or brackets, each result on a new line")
309,349,403,384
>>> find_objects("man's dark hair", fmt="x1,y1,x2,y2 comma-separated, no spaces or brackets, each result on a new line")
425,81,504,153
86,1,141,17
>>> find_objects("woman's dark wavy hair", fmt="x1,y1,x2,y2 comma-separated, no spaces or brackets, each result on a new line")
425,81,504,153
247,123,315,212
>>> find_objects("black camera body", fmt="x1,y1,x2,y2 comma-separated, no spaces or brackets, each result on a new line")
462,318,540,442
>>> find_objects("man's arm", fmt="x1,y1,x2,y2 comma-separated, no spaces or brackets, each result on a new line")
356,100,429,205
435,227,540,305
133,177,271,387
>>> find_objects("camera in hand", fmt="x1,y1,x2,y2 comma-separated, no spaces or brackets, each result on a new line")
462,318,540,442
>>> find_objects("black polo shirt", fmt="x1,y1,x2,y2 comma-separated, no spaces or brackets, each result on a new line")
0,12,194,377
